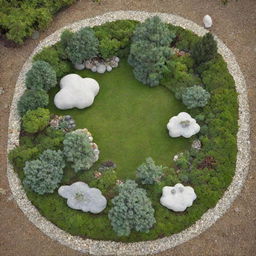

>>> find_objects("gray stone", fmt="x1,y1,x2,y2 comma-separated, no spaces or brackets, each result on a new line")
106,65,112,72
31,31,40,40
74,63,85,70
91,66,97,72
96,64,106,74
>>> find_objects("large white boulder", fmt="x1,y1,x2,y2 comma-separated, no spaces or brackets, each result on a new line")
167,112,200,138
54,74,99,110
58,181,107,214
203,15,213,28
160,183,197,212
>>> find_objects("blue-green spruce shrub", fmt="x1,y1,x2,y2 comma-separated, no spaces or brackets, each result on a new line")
25,61,57,91
182,85,210,109
108,180,156,236
23,150,65,195
128,16,174,87
63,27,99,64
136,157,164,185
63,131,96,172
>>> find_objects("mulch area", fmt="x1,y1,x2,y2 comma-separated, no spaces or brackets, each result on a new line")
0,0,256,255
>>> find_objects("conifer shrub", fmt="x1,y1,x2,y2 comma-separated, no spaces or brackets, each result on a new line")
108,180,155,236
22,108,50,133
25,61,57,91
17,90,49,117
23,150,65,195
93,20,138,59
33,46,70,78
63,131,96,172
62,28,99,64
136,157,164,185
191,33,217,65
128,16,174,87
182,85,210,109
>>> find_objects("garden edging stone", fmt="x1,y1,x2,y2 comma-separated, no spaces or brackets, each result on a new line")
7,11,250,255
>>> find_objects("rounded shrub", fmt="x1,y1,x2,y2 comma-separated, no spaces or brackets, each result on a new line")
17,89,49,116
136,157,164,185
128,16,174,87
63,27,99,64
108,180,156,236
182,85,211,109
25,61,57,91
23,150,65,195
22,108,50,133
63,130,96,172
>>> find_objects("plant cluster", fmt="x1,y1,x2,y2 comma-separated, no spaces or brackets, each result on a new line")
93,20,138,59
108,180,156,236
136,157,164,185
0,0,77,44
22,108,50,133
128,16,174,87
63,131,96,172
60,28,99,65
23,149,65,194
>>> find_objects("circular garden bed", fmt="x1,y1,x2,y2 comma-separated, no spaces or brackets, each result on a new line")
7,11,250,255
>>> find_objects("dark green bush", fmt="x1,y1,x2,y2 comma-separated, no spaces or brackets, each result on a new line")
8,146,39,170
198,56,235,91
25,61,57,91
0,0,77,44
22,108,50,134
93,20,138,59
191,33,217,65
17,90,49,117
63,27,99,64
33,46,71,78
108,180,155,236
128,16,174,87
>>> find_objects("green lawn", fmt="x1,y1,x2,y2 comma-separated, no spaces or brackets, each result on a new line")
23,59,198,242
48,59,191,180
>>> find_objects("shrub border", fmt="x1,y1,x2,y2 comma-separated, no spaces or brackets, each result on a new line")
7,11,250,255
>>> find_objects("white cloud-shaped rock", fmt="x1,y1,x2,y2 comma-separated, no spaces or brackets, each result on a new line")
167,112,200,138
160,183,197,212
58,182,107,214
54,74,99,110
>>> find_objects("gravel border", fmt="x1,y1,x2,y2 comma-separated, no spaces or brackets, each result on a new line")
7,11,250,255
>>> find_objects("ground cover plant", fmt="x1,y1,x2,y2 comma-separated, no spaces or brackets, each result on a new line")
9,18,238,242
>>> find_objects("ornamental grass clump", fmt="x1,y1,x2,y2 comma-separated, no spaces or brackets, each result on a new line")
17,89,49,116
136,157,164,185
128,16,174,87
182,85,210,109
63,130,96,172
108,180,156,236
23,150,65,195
62,27,99,65
22,108,50,133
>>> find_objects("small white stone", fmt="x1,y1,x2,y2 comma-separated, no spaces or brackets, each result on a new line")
114,56,120,63
74,63,85,70
203,15,213,29
91,66,97,72
106,65,112,72
96,64,106,74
